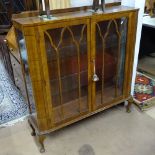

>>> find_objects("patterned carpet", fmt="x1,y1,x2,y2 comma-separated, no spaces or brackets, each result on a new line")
134,72,155,111
0,61,29,125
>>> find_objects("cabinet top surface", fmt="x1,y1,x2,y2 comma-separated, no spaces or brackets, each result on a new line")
13,5,138,27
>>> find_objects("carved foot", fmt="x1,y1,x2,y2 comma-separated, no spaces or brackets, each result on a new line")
38,135,46,153
31,130,36,136
28,120,36,136
126,96,134,113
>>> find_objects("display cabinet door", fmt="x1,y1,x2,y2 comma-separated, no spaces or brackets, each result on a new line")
39,20,91,125
92,17,128,110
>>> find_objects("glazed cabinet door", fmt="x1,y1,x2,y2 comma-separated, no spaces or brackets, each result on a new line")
38,20,91,126
91,15,129,110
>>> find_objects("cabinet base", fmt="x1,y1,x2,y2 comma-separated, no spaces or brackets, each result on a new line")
28,97,133,153
28,119,46,153
38,135,46,153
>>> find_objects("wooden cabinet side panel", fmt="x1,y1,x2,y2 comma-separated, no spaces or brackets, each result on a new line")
23,27,50,131
123,11,138,98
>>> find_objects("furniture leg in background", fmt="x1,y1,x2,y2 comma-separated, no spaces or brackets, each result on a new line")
0,35,14,82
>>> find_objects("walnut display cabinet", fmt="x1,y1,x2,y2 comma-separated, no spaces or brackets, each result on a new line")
12,5,138,153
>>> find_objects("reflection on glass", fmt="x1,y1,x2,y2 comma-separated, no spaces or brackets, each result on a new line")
44,24,89,123
95,17,128,108
16,30,36,114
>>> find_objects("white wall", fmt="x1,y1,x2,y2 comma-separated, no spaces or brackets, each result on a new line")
122,0,145,94
42,0,120,9
71,0,121,7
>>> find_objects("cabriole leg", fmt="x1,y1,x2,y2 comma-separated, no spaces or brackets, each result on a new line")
28,120,36,136
126,96,134,113
38,135,46,153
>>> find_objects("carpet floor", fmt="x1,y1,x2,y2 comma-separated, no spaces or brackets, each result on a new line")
0,61,29,125
133,72,155,111
0,105,155,155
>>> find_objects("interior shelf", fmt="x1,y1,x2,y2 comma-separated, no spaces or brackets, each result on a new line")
53,95,88,123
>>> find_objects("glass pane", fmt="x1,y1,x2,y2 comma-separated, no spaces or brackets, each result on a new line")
95,18,128,108
16,30,36,116
44,24,89,124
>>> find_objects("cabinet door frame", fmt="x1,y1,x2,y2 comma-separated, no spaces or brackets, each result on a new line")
37,18,91,127
91,11,138,110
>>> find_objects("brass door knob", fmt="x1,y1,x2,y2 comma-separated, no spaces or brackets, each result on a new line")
92,74,99,82
92,59,99,82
